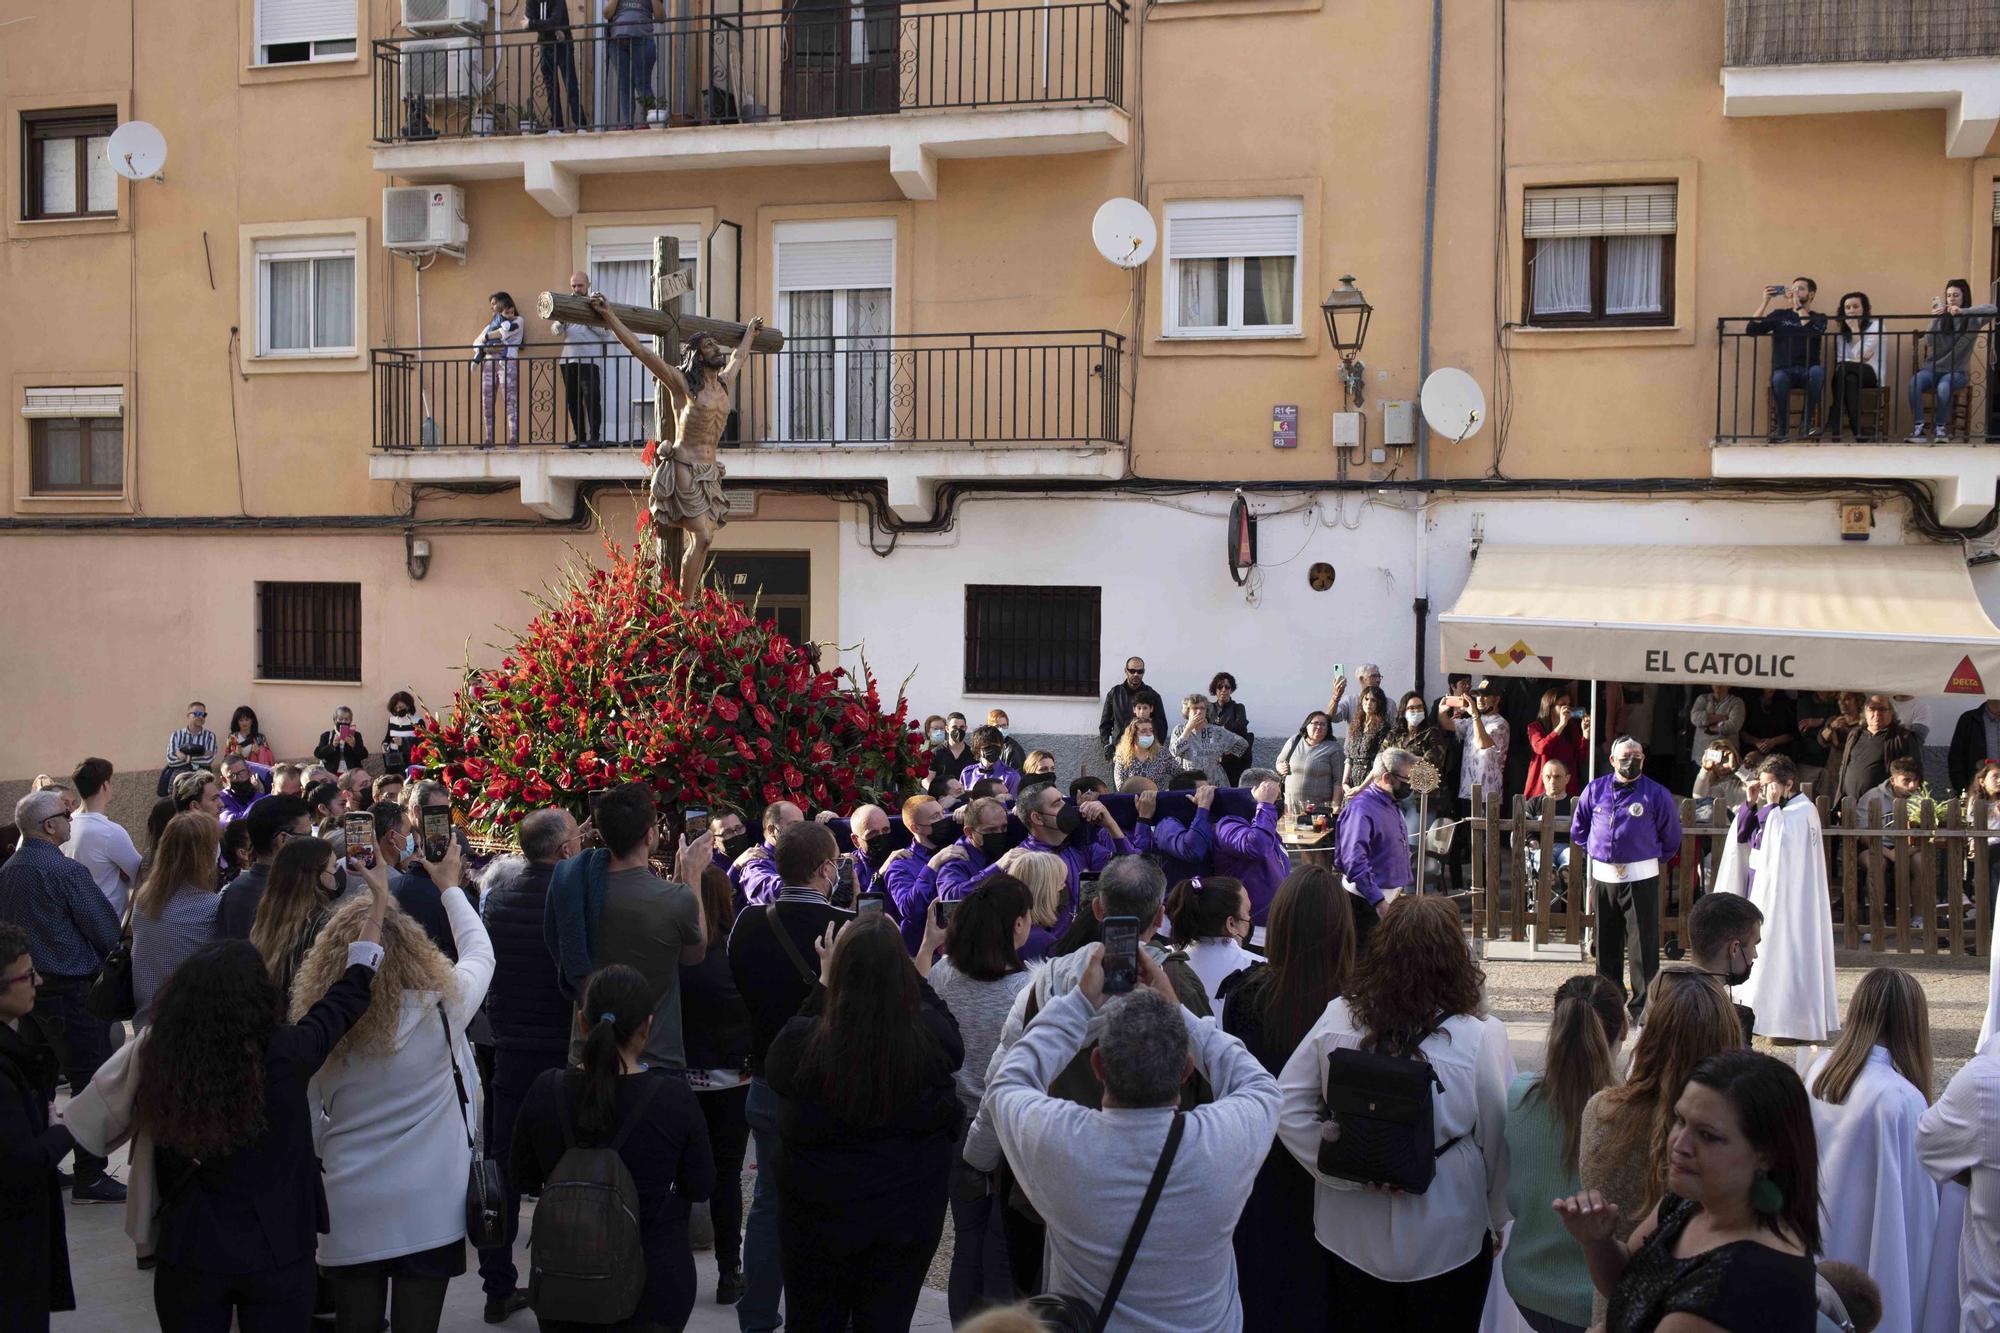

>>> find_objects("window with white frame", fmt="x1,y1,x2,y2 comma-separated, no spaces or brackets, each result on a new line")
1163,199,1303,337
254,0,358,64
773,218,894,443
588,223,703,445
255,235,357,357
1523,183,1677,326
23,386,124,494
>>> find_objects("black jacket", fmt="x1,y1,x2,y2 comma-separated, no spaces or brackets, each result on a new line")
1948,704,1998,793
312,730,369,773
481,857,571,1055
0,1021,73,1329
215,863,271,942
1098,681,1167,757
679,935,752,1073
392,865,458,962
150,964,375,1276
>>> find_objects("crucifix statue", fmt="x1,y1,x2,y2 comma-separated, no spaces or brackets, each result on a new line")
538,236,782,599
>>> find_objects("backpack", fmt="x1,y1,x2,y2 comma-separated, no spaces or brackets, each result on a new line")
1316,1014,1463,1195
527,1073,663,1325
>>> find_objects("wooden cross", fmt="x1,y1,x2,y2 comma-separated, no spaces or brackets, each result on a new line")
535,234,785,380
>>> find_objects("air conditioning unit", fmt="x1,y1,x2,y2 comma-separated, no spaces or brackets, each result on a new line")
402,0,487,34
384,185,469,253
400,36,485,101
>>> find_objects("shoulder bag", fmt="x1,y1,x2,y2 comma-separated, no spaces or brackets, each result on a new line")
439,1003,507,1249
763,902,821,985
1026,1111,1185,1333
85,896,139,1023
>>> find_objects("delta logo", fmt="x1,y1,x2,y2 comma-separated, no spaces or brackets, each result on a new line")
1466,640,1555,671
1945,656,1985,695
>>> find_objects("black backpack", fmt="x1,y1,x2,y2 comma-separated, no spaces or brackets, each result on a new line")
527,1073,662,1325
1316,1015,1463,1195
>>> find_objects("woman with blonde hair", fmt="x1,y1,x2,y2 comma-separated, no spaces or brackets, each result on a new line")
995,846,1067,960
290,838,493,1333
1807,969,1938,1333
1113,715,1182,788
131,811,224,1029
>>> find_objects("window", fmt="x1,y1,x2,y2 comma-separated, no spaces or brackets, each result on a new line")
255,235,357,357
712,551,811,646
963,585,1101,697
254,0,358,64
257,582,362,682
1163,199,1303,337
22,110,117,220
23,386,124,494
588,224,702,444
1523,184,1676,326
774,218,894,442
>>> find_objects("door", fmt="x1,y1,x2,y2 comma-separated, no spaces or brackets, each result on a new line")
783,0,899,119
778,287,890,443
587,226,700,445
711,551,811,645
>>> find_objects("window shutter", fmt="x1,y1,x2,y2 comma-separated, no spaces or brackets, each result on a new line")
1523,184,1677,238
1992,182,1999,225
1166,210,1301,259
776,238,895,292
22,386,123,418
256,0,357,47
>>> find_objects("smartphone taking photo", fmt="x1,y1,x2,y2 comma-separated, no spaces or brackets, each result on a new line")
935,898,960,927
422,808,451,863
342,812,375,871
683,806,710,839
1101,915,1139,995
856,893,887,918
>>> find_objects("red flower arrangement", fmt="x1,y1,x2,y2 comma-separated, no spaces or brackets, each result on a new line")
412,536,929,834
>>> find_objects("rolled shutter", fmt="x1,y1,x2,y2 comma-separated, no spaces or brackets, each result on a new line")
1991,181,1999,225
23,386,123,418
1523,184,1677,239
776,238,895,291
1166,209,1301,259
256,0,357,48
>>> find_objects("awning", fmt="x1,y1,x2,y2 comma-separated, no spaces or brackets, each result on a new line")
1439,544,2000,696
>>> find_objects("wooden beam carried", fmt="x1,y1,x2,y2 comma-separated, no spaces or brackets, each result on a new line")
536,291,785,353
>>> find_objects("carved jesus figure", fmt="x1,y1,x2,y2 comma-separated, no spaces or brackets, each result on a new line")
587,292,763,598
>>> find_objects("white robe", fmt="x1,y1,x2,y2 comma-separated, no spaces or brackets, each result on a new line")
1981,908,1998,1054
1807,1046,1940,1333
1729,794,1839,1041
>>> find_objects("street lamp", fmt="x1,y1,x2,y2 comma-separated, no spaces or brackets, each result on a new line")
1320,274,1373,408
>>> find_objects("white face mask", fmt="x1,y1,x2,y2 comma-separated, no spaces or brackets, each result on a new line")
1137,733,1155,749
1404,710,1426,726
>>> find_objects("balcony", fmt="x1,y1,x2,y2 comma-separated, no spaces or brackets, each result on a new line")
371,2,1129,210
1720,0,2000,156
1712,314,2000,525
368,331,1126,517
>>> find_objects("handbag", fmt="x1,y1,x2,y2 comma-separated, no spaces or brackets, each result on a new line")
1316,1015,1463,1195
440,1004,507,1250
85,897,138,1023
1025,1111,1185,1333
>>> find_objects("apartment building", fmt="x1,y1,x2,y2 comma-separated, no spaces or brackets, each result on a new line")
4,0,2000,779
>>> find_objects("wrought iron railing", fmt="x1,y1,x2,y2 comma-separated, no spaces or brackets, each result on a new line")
373,0,1127,143
1715,314,1998,444
371,331,1124,451
1723,0,2000,66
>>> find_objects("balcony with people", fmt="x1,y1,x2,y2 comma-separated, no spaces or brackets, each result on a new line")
371,0,1131,209
1720,0,2000,156
1712,276,2000,523
367,317,1126,518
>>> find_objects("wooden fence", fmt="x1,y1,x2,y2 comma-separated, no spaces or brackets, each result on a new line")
1464,786,1992,959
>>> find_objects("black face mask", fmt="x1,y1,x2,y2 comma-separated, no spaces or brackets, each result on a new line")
1723,944,1754,987
1613,759,1643,782
721,832,754,862
1053,805,1084,838
947,726,966,741
979,748,1004,766
229,780,256,800
861,840,894,872
1388,777,1412,800
332,867,349,898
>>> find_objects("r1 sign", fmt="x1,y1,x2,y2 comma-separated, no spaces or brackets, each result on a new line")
1272,403,1299,449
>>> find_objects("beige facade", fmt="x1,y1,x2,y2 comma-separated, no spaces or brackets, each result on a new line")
4,0,1999,778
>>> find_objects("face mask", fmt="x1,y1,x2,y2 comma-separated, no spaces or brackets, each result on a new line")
332,867,349,898
1388,777,1412,800
980,747,1003,766
947,725,965,740
996,726,1010,739
1053,805,1084,838
1614,758,1643,781
1137,734,1155,750
721,832,753,861
861,839,893,871
1404,710,1426,727
402,834,417,861
229,780,255,800
1724,944,1754,987
929,728,946,746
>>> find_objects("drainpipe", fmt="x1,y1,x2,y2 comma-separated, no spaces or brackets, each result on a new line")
1412,0,1443,698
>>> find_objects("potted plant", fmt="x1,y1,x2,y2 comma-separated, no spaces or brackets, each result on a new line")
640,94,670,127
470,98,497,136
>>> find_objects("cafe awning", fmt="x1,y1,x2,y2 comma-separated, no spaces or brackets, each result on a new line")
1438,544,2000,696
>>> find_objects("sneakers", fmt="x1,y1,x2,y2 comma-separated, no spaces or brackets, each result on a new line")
482,1291,529,1324
1909,425,1930,441
1936,424,1949,441
72,1175,127,1204
716,1266,744,1305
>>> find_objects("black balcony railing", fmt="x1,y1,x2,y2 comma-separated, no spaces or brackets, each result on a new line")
373,1,1126,143
372,331,1124,452
1715,314,2000,444
1723,0,2000,66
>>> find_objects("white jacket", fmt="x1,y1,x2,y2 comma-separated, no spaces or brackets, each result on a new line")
309,887,495,1266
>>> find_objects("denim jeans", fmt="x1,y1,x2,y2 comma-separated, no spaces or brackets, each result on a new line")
610,33,657,126
1909,368,1968,430
37,977,112,1184
739,1078,784,1332
945,1149,1013,1322
477,1047,564,1300
1769,363,1824,433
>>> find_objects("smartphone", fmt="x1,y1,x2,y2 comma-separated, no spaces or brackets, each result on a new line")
1101,915,1139,995
1077,871,1102,904
856,893,887,918
1766,284,1787,296
935,898,960,926
683,805,710,838
1573,706,1589,719
422,808,451,863
586,789,606,823
836,855,858,899
342,812,376,871
1331,662,1344,678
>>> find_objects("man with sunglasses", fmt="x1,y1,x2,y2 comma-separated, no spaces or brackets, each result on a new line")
1098,657,1167,764
0,790,124,1203
157,701,217,797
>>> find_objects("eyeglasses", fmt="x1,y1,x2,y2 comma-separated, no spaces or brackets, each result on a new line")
0,967,40,990
189,711,207,718
1125,666,1145,675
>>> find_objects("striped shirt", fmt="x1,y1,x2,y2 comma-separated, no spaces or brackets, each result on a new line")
132,887,222,1028
167,726,217,768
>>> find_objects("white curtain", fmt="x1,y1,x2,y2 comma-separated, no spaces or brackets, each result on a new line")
266,259,313,351
90,421,123,484
1243,254,1294,328
1530,237,1592,316
785,290,835,441
40,138,75,214
592,257,653,442
1177,258,1226,329
845,287,890,441
1605,235,1664,315
313,257,355,349
39,421,81,486
85,134,114,212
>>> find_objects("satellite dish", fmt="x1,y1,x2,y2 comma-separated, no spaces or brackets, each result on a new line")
1420,367,1486,444
107,121,168,181
1091,198,1156,269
